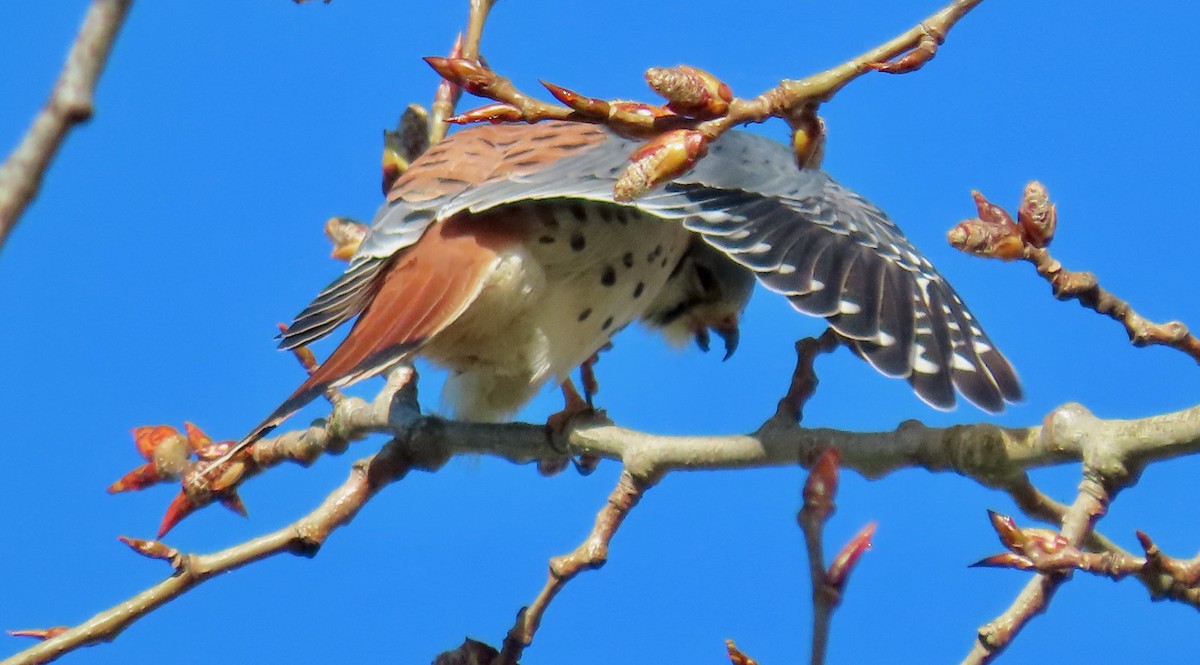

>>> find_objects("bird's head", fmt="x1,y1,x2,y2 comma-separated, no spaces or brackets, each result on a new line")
642,237,756,360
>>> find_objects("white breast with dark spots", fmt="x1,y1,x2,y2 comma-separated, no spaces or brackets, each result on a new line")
426,201,690,421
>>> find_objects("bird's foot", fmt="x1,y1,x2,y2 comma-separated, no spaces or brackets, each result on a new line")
541,380,604,476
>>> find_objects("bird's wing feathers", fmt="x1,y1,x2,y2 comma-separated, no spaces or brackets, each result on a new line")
255,217,516,444
428,125,1020,411
281,121,1018,413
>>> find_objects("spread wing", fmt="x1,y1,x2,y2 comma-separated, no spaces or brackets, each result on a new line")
281,121,1020,413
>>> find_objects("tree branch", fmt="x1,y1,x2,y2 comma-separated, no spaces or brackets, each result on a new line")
0,0,133,253
949,183,1200,365
426,0,984,199
16,369,1200,664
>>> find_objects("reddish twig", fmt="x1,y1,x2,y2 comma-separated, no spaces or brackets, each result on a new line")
771,330,841,425
796,449,876,665
0,0,133,253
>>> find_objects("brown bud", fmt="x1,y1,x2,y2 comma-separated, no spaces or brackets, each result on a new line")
107,462,161,493
1017,180,1056,247
615,129,708,201
8,627,69,641
972,190,1016,227
541,80,611,119
947,219,1024,261
725,640,760,665
986,509,1024,549
220,491,249,517
645,64,732,118
446,103,524,125
1020,528,1070,557
117,535,177,561
279,323,319,373
184,422,212,451
131,425,184,461
158,492,197,538
867,33,938,74
802,447,840,523
324,216,368,261
423,57,494,96
826,521,876,591
969,552,1035,570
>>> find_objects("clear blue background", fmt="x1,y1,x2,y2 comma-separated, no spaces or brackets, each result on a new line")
3,2,1199,663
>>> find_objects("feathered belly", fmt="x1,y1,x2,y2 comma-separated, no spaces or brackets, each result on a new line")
423,201,690,421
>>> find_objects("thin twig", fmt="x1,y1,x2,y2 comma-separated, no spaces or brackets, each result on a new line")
1023,245,1200,363
0,0,133,253
949,183,1200,365
495,469,655,664
771,330,841,426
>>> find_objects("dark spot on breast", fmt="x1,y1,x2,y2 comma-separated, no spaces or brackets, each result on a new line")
633,282,645,298
599,207,613,223
622,252,634,268
615,208,629,224
538,235,555,244
647,244,663,262
570,203,587,222
660,257,669,268
537,207,559,229
601,316,614,331
570,232,586,251
578,308,592,321
601,266,616,286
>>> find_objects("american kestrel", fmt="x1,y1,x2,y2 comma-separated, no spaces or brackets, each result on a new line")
232,120,1019,454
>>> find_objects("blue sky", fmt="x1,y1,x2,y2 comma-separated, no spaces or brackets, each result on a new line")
3,1,1199,663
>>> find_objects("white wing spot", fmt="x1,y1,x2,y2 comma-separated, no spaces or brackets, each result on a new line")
809,279,825,292
695,210,730,224
778,263,796,275
911,343,939,374
951,353,977,372
839,300,861,315
915,276,932,303
877,330,896,347
728,229,751,240
973,341,993,354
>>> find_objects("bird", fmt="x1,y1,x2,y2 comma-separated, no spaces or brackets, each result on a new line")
226,119,1021,462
